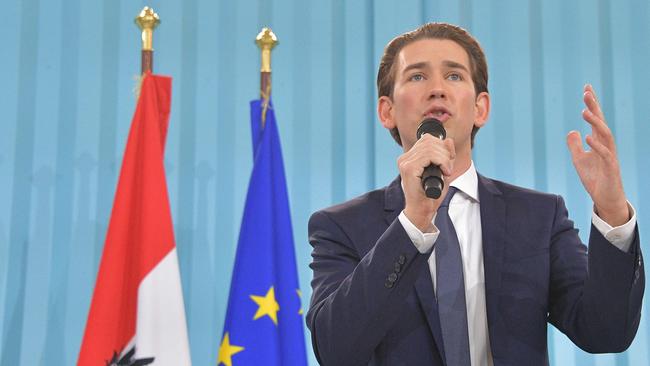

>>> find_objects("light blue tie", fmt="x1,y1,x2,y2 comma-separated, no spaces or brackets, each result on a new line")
435,187,471,366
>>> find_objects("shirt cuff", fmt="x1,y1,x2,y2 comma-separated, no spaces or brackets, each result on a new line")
398,211,439,254
592,201,637,253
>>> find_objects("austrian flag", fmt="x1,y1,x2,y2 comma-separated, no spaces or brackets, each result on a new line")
78,73,191,365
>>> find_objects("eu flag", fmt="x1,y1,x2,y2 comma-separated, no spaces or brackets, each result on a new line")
219,100,308,366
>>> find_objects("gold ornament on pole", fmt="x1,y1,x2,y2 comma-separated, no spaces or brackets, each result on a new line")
256,27,278,127
135,6,160,74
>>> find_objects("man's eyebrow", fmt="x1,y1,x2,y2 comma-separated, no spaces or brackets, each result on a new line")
443,60,470,72
401,60,470,75
401,62,429,74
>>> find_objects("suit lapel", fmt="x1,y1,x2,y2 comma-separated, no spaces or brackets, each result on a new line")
414,268,446,363
382,176,403,226
477,174,507,357
383,176,446,361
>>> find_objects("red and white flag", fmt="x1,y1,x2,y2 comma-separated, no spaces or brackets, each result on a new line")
78,73,191,365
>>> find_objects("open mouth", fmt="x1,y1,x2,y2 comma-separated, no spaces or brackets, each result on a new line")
424,109,451,122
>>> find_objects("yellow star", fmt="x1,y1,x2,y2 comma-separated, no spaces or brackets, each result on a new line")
250,286,280,325
296,289,304,315
218,332,244,366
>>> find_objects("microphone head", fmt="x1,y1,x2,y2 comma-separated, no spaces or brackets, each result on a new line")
417,118,446,140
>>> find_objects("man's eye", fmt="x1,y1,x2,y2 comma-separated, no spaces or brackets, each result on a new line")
447,73,462,81
409,74,425,81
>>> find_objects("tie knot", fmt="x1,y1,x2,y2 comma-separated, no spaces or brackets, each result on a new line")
440,186,457,208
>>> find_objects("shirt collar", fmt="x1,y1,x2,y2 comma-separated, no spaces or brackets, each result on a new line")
450,160,479,203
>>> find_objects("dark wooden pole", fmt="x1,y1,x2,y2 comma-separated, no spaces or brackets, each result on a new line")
141,50,153,74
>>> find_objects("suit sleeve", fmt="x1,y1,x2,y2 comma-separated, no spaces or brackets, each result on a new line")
305,210,430,366
548,195,644,353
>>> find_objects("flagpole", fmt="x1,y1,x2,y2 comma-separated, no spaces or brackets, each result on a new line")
255,27,278,127
135,7,160,74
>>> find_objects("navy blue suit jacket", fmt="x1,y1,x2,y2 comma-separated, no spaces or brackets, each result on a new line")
306,175,643,366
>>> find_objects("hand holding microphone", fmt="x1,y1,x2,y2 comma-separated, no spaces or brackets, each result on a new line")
398,117,452,231
416,118,446,199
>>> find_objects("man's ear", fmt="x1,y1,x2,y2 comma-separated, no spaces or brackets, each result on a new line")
378,96,395,129
474,91,490,128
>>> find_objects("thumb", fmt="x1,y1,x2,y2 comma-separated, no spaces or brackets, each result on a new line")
566,130,584,160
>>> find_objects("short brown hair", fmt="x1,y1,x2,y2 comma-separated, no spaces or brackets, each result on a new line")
377,23,488,147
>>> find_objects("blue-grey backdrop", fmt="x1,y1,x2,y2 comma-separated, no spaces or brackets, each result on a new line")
0,0,648,365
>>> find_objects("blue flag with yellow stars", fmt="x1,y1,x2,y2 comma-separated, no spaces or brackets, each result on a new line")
219,99,308,366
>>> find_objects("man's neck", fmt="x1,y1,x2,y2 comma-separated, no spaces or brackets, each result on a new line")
447,153,472,184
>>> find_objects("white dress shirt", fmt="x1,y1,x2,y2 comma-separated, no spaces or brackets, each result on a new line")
398,161,637,366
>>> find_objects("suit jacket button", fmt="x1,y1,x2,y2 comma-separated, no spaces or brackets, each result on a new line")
394,262,402,273
388,273,398,283
385,280,394,288
398,255,406,265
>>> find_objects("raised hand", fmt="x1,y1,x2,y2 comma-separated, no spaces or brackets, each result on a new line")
566,84,629,226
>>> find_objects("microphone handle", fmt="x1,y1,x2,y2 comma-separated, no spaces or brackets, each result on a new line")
421,164,444,199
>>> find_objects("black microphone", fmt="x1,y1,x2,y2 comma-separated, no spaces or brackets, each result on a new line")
416,118,446,199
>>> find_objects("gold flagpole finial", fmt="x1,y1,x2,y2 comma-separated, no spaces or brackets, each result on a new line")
256,27,278,73
135,7,160,74
135,7,160,52
256,27,278,127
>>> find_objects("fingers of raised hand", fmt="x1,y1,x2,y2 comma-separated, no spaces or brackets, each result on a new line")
581,108,610,140
567,128,616,169
581,97,615,150
585,134,614,162
566,130,585,161
583,84,605,121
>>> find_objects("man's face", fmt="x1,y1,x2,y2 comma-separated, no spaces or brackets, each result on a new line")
378,38,489,154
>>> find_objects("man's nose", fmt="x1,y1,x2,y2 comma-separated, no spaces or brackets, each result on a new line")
428,78,446,99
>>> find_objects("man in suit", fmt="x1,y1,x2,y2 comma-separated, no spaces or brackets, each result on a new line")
306,23,643,365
